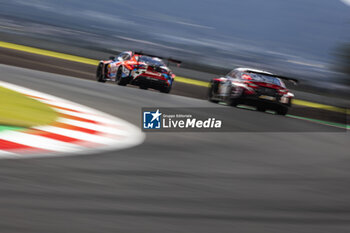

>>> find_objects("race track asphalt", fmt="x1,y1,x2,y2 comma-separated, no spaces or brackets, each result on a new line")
0,64,349,233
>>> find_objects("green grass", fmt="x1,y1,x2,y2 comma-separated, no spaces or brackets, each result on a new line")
0,125,25,133
0,86,58,127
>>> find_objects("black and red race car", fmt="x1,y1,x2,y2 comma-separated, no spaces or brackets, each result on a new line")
96,51,180,93
208,68,296,115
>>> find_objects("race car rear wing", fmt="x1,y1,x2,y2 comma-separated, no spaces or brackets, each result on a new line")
134,51,182,66
248,71,299,85
276,75,299,85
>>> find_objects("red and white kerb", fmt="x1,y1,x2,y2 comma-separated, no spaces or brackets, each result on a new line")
0,81,144,158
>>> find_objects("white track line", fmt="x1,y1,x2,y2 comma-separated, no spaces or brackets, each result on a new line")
57,118,128,136
32,126,120,145
0,131,85,152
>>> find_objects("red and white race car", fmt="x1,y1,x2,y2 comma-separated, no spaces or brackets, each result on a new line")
96,51,180,93
208,68,296,115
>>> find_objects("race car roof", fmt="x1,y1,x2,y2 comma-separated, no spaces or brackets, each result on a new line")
235,67,298,84
134,51,181,64
234,67,272,75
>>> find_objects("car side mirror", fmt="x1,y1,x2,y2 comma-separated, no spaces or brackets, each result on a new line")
109,56,115,60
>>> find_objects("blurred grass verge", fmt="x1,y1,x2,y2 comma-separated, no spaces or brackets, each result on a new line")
0,86,58,127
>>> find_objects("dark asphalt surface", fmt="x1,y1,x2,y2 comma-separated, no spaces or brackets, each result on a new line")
0,64,349,233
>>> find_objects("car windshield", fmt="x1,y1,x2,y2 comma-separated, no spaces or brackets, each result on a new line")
138,56,165,66
242,72,284,86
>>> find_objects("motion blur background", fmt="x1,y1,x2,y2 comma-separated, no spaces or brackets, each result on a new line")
0,0,350,93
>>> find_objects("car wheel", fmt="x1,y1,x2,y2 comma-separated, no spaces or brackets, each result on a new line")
160,84,171,93
116,66,129,86
225,89,241,107
96,63,106,83
139,85,148,90
276,106,288,115
225,86,242,107
208,82,219,103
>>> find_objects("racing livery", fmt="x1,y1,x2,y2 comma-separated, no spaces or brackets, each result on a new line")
96,51,180,93
208,68,296,115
